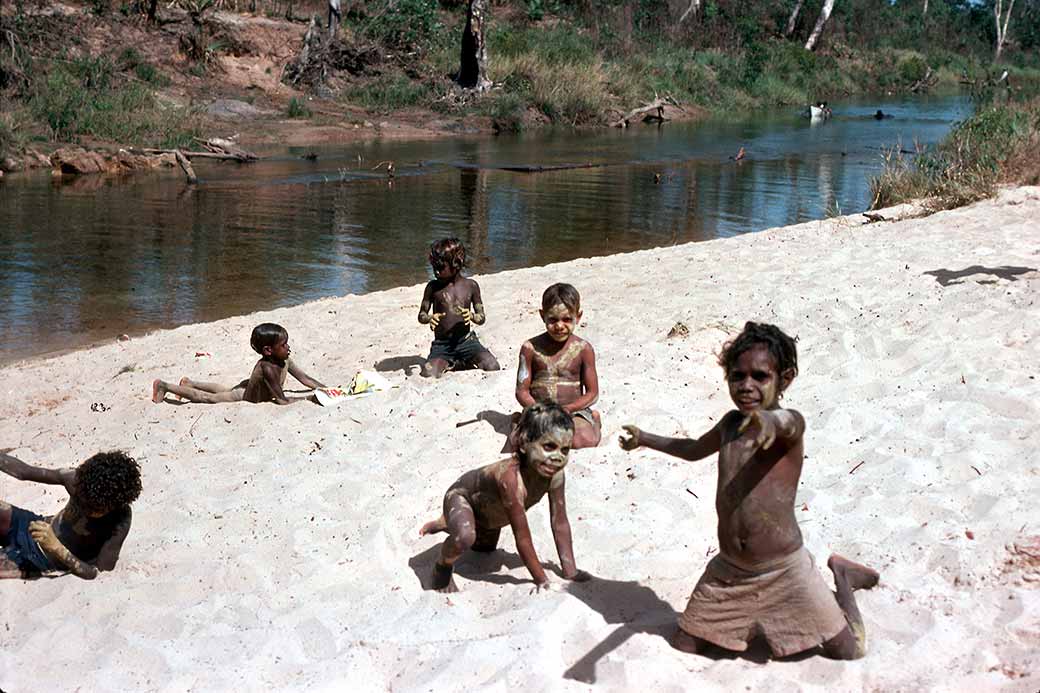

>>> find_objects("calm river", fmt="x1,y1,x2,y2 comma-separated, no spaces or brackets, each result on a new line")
0,93,971,364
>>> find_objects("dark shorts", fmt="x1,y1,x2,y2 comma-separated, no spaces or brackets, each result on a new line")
2,506,56,574
427,332,492,368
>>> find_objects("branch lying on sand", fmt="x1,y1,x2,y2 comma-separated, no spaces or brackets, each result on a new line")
612,95,682,128
136,146,258,162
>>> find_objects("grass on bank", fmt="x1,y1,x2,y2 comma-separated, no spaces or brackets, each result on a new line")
870,97,1040,210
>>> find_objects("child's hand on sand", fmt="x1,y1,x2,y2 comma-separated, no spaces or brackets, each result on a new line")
428,312,446,331
738,410,777,450
618,425,642,450
531,579,555,594
28,520,59,551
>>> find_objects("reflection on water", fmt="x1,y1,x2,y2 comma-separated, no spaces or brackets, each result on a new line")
0,94,970,364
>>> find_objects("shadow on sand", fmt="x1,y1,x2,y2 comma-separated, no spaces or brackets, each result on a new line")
373,355,425,376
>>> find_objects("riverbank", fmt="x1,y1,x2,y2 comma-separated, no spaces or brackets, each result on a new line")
2,187,1038,690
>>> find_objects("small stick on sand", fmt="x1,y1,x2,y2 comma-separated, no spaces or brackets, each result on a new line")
849,460,866,474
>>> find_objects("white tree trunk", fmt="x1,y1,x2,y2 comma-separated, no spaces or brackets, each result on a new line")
994,0,1017,60
785,0,805,37
678,0,700,24
923,0,928,16
804,0,835,51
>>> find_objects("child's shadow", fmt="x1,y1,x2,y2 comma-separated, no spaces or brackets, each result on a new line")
561,576,677,682
458,410,517,453
374,355,425,376
409,543,532,589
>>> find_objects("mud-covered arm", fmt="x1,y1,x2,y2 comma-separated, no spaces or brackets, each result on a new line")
261,362,302,405
547,473,584,579
739,408,804,450
465,280,486,326
28,522,99,580
499,469,547,585
418,282,436,324
0,450,67,485
287,359,326,390
515,342,537,408
619,415,727,461
93,510,132,572
562,343,599,414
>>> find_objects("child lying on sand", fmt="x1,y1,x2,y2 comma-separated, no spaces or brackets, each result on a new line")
152,323,325,405
1,449,141,580
419,402,591,593
619,322,878,659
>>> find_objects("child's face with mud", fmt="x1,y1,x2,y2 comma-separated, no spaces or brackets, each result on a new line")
519,427,573,478
263,336,291,361
431,257,460,280
539,303,581,343
726,343,791,413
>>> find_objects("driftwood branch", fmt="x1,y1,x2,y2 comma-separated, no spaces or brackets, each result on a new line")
612,95,681,128
138,147,258,161
174,150,197,184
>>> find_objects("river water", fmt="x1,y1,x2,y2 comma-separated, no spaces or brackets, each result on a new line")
0,93,971,364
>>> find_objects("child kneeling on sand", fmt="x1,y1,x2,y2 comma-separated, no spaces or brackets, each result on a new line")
512,283,601,449
417,238,500,378
152,322,326,405
619,322,878,659
419,402,591,593
1,449,141,580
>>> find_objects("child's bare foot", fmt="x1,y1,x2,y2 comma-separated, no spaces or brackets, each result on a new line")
430,561,458,592
671,628,705,654
151,380,166,404
828,554,879,590
419,517,446,536
179,377,191,387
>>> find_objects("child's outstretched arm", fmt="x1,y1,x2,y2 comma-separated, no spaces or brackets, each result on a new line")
287,361,326,390
0,450,67,485
618,416,728,461
498,468,549,587
548,475,591,582
738,409,804,450
515,342,537,407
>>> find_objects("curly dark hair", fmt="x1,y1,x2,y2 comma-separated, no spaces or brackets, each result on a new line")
250,322,288,355
718,321,798,378
541,283,581,314
429,238,466,273
74,451,142,514
517,402,574,448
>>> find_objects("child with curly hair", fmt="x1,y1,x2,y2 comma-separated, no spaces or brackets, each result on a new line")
619,322,879,660
1,449,142,580
417,238,500,378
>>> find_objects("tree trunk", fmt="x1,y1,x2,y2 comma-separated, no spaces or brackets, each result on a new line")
677,0,700,24
147,0,158,22
458,0,491,92
994,0,1017,60
785,0,805,37
804,0,835,51
923,0,928,16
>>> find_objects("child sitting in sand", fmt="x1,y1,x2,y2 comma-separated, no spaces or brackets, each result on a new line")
417,238,500,378
419,402,591,593
1,449,141,580
512,283,601,449
152,322,326,405
619,322,878,660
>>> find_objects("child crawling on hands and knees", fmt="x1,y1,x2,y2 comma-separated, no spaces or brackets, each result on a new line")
419,402,591,592
1,449,141,580
619,322,878,660
514,283,601,449
418,238,500,378
152,322,326,405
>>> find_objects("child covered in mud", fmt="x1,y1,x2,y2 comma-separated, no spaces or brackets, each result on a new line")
1,449,141,580
419,402,591,593
417,238,500,378
619,322,878,660
513,283,601,449
152,322,326,405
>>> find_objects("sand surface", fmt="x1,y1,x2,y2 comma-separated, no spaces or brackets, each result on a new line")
2,188,1039,692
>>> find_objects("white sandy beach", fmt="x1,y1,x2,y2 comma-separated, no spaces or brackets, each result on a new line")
2,187,1039,692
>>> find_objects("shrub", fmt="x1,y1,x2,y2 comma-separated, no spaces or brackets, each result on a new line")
364,0,443,53
287,96,311,118
347,75,431,111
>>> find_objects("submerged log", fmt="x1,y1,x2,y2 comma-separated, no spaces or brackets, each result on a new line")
174,150,197,185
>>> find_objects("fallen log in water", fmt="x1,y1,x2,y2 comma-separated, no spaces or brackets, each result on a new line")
612,95,682,128
453,162,609,173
